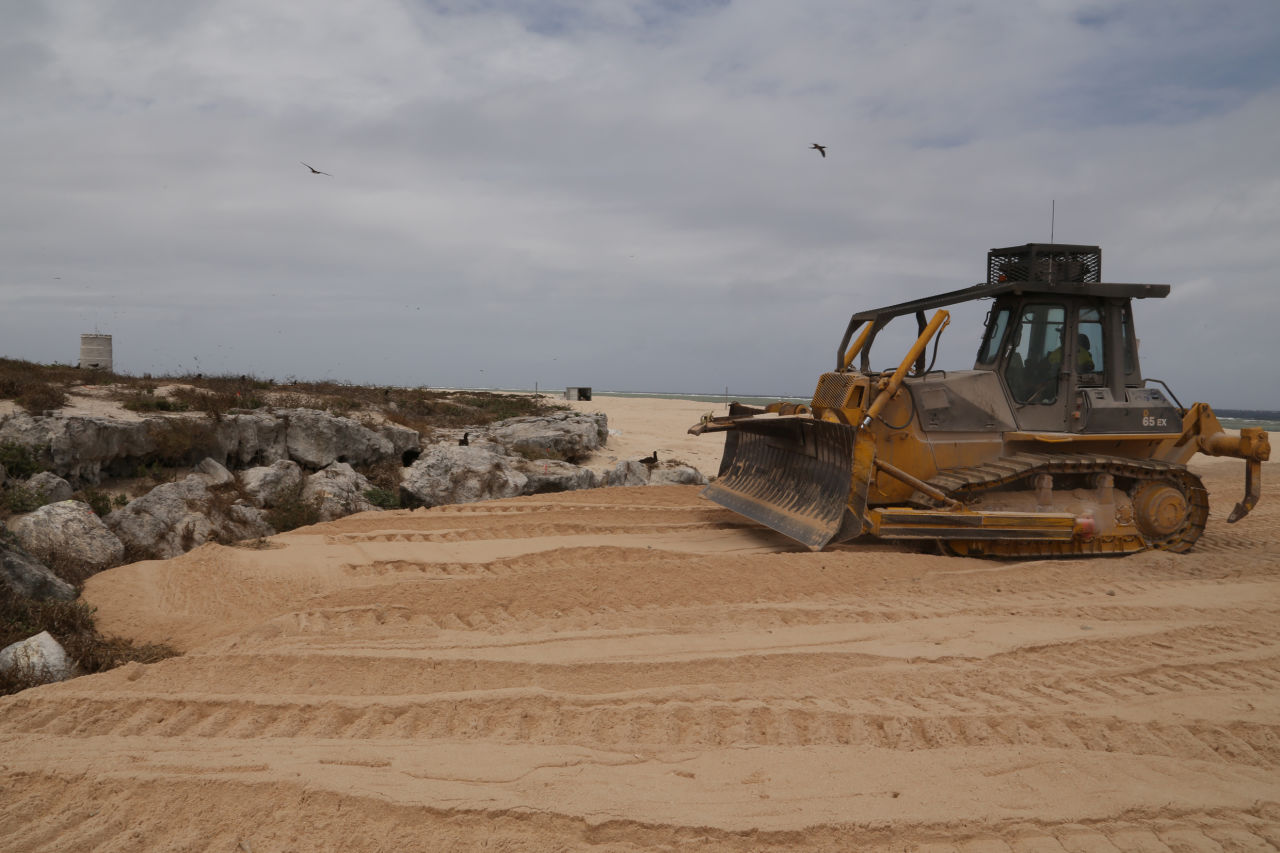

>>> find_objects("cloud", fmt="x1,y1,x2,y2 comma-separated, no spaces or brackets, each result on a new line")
0,0,1277,407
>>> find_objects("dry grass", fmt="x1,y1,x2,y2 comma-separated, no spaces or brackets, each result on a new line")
0,587,178,696
1,358,568,427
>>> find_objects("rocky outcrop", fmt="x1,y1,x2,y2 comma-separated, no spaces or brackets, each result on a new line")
24,472,73,503
106,459,272,560
277,409,418,470
401,446,528,508
239,460,305,507
11,500,125,580
213,411,288,468
604,461,708,487
0,631,74,685
0,413,155,484
0,408,423,486
0,541,77,601
489,412,608,463
604,460,651,487
2,404,714,576
302,462,378,521
514,458,602,494
649,465,709,486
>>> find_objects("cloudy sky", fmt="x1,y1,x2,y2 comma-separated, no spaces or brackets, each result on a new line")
1,0,1278,407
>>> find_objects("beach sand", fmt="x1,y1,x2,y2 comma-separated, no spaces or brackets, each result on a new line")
1,394,1278,851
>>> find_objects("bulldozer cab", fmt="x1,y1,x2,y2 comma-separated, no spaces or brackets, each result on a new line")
974,244,1160,433
836,243,1173,435
979,294,1139,431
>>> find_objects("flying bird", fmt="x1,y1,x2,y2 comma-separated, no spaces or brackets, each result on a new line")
810,143,827,158
301,162,332,176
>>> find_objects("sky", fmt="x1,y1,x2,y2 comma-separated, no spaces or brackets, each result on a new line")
1,0,1278,408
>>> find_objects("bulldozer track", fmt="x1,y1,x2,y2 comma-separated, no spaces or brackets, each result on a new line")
919,452,1211,556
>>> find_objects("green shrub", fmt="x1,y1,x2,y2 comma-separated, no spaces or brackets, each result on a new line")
76,488,113,517
265,485,323,532
0,443,42,480
363,487,400,509
133,460,173,484
2,484,49,514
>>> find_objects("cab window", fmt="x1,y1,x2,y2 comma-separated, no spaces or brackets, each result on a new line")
1076,306,1104,384
977,307,1011,365
1004,303,1065,404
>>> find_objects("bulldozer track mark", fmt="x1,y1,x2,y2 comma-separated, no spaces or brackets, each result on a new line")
406,649,1269,716
980,625,1277,670
323,505,736,539
7,694,1280,767
340,545,695,579
143,622,1279,714
1193,527,1280,557
2,773,1277,853
258,586,1279,648
342,559,502,577
432,501,737,518
325,519,747,544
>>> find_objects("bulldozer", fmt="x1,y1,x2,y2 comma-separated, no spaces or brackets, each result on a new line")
690,242,1270,556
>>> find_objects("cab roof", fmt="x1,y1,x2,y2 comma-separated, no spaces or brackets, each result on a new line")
849,278,1170,325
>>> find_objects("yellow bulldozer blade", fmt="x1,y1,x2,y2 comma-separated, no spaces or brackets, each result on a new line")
701,417,859,550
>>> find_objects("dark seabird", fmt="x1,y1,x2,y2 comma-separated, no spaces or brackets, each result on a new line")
810,143,827,158
459,432,470,446
640,450,657,465
301,162,333,176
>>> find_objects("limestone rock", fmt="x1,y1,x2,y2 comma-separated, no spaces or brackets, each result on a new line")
106,460,272,560
239,460,305,508
279,408,398,470
24,472,74,503
648,465,709,486
0,413,154,484
401,446,528,508
604,460,651,487
0,408,420,487
193,457,235,486
0,541,77,602
514,458,601,494
375,421,422,465
302,462,378,521
0,631,74,685
11,500,125,581
214,411,288,467
489,412,608,464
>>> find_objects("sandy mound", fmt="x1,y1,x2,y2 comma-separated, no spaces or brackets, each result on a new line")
1,401,1277,850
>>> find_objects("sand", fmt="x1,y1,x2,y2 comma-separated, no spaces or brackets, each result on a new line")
1,395,1278,852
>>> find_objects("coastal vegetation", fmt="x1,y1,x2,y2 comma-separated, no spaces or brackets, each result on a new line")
0,357,563,432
